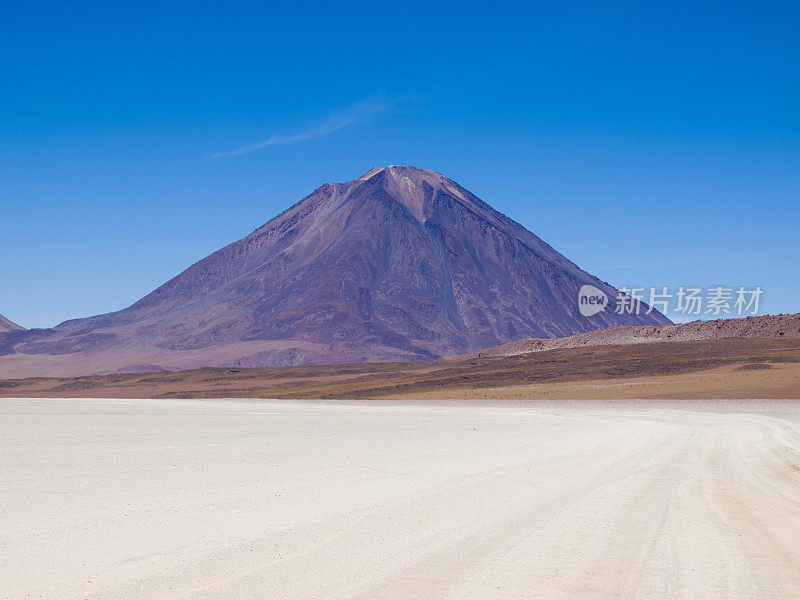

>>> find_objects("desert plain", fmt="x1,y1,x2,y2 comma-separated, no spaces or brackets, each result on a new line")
3,396,800,599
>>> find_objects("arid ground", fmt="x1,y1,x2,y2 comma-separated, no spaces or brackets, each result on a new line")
2,336,799,400
3,397,800,599
3,336,799,598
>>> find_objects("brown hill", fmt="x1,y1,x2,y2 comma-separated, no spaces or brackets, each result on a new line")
0,166,668,378
450,313,800,360
0,314,24,333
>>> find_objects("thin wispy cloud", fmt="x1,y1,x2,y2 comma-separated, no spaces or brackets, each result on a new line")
201,97,393,161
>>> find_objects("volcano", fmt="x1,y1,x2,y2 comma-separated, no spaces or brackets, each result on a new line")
0,166,669,377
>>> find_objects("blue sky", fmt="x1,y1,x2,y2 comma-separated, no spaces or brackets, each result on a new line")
1,1,798,328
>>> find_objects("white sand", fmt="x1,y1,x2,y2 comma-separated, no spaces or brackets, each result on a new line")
2,398,800,599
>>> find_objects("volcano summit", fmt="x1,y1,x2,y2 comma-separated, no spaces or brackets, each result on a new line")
0,166,669,377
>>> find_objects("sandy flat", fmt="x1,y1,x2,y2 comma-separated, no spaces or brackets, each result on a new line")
390,362,800,401
2,398,800,599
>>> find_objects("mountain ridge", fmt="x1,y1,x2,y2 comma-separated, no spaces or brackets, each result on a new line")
447,313,800,360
